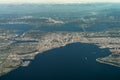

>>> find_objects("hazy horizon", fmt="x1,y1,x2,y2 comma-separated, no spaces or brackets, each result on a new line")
0,0,120,4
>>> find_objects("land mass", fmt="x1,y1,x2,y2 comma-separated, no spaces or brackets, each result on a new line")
0,3,120,76
0,29,120,76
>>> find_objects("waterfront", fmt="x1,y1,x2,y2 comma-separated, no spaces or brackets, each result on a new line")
1,43,120,80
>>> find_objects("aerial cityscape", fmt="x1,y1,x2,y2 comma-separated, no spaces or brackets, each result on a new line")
0,1,120,80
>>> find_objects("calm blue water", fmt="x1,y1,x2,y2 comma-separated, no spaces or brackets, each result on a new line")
1,43,120,80
0,23,110,33
36,23,109,32
36,23,83,32
0,24,33,34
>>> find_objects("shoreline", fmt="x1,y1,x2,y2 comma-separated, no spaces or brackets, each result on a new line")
96,58,120,68
0,31,120,76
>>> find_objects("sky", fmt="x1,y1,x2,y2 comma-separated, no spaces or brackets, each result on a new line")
0,0,120,4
